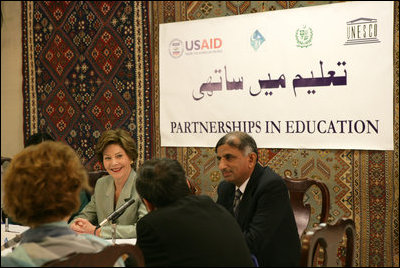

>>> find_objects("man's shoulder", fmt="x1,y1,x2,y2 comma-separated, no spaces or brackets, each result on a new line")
257,165,283,181
143,195,237,229
173,195,216,210
262,165,280,176
143,195,217,219
249,164,286,192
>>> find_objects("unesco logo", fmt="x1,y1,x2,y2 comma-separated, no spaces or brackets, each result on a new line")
344,18,380,45
169,39,184,58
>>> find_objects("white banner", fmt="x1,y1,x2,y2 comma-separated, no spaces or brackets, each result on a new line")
160,1,394,150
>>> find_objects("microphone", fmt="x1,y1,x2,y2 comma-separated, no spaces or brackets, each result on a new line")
98,198,135,227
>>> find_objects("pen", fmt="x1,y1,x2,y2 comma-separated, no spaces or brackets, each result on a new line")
1,233,23,251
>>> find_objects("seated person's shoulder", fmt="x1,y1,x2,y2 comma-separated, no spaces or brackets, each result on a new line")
262,166,284,181
1,256,33,267
94,174,112,186
258,167,286,190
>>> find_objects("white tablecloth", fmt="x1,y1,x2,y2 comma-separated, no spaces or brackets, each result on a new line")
1,224,136,256
1,224,30,256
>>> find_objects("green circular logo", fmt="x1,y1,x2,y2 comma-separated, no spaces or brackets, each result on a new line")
296,25,313,48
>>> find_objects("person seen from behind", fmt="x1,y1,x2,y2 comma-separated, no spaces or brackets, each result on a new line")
135,158,254,267
1,141,123,267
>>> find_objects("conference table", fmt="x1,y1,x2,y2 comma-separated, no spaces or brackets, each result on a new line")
1,224,136,256
1,223,29,256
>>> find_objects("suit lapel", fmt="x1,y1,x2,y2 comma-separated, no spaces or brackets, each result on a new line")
116,170,135,208
104,176,115,214
236,164,263,227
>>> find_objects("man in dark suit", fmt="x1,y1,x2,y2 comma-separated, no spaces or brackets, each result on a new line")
215,131,301,267
135,158,254,267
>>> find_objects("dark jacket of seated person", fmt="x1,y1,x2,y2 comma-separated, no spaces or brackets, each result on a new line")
215,131,301,266
135,158,254,267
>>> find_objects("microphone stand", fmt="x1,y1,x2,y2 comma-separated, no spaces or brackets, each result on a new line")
93,198,135,238
111,220,117,245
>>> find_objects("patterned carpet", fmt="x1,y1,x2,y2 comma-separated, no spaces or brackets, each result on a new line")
152,1,399,267
22,1,153,169
21,1,398,266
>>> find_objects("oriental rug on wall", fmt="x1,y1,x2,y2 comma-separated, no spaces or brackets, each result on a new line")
152,1,399,267
22,1,153,169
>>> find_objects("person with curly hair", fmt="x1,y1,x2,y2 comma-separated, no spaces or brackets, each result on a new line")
1,132,90,224
1,141,121,267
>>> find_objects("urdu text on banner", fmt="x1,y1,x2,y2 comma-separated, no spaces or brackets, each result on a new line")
159,1,394,150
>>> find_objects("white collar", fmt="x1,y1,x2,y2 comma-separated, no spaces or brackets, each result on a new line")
236,177,250,196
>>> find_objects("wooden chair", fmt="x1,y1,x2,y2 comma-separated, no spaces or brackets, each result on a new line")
300,218,356,267
42,243,145,267
283,176,355,267
283,176,330,238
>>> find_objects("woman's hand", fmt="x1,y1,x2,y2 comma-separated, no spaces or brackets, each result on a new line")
70,218,96,235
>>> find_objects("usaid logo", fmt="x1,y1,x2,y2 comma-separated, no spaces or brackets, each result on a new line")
169,38,223,58
344,18,380,45
169,39,184,58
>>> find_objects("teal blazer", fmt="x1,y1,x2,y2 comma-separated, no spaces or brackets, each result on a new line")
71,169,147,239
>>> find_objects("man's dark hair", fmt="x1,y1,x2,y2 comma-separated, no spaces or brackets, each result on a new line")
25,132,54,147
215,131,258,159
136,158,191,208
